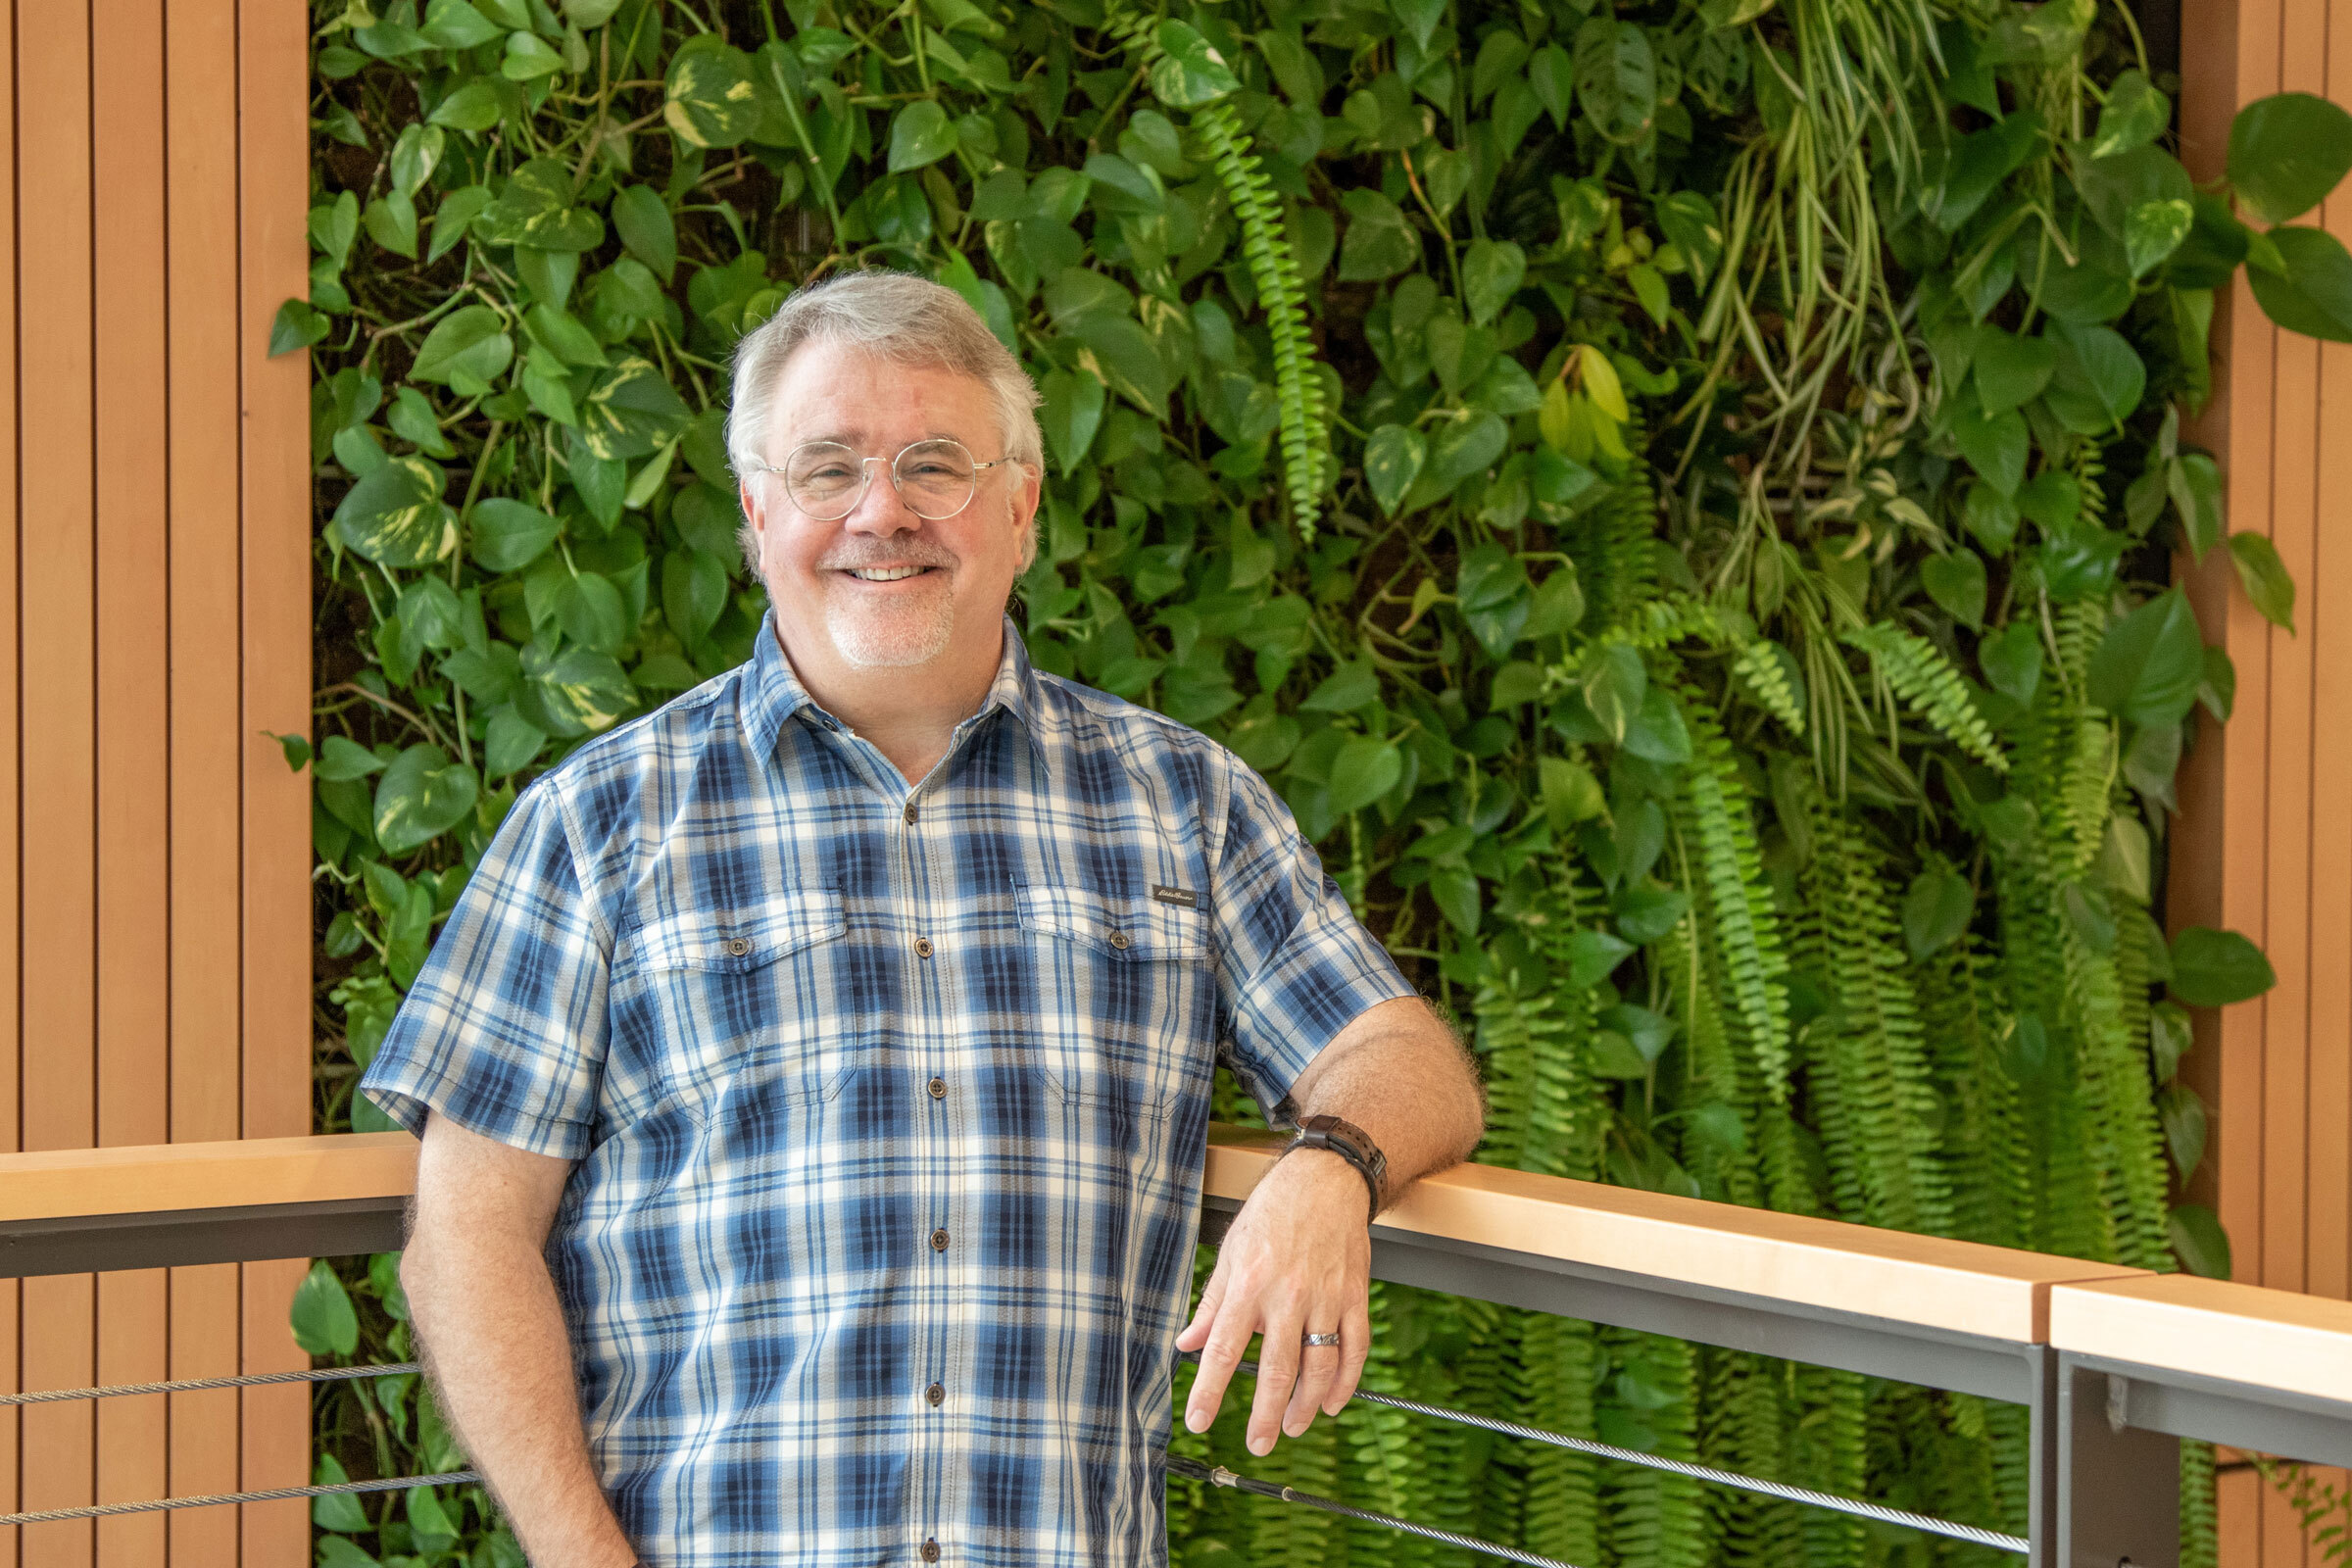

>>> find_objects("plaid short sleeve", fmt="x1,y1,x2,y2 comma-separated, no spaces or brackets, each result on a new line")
1210,760,1421,1110
360,778,613,1159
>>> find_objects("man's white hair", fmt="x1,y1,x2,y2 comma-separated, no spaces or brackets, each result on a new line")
726,270,1044,573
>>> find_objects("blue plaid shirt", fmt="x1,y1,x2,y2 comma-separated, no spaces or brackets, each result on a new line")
362,612,1416,1568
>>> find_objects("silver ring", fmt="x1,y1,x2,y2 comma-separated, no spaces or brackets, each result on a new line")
1301,1331,1342,1348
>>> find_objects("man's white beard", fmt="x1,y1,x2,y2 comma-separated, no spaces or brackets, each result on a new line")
823,588,956,667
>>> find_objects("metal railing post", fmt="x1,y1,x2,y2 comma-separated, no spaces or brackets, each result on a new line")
2026,1345,2057,1568
2056,1351,2180,1568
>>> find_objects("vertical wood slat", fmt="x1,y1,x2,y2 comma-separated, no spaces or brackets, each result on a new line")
166,0,250,1555
236,0,315,1558
0,0,23,1554
16,0,99,1560
89,2,170,1562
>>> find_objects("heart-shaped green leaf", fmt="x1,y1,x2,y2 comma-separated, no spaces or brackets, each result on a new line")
1972,326,2056,416
2247,223,2352,342
2123,196,2193,277
2088,69,2171,158
1949,403,2029,496
664,35,763,148
373,744,480,856
1901,864,1974,957
1920,551,1987,627
2228,90,2352,223
333,457,457,567
1364,423,1427,514
888,100,958,172
2087,586,2205,728
1326,735,1402,815
1147,21,1241,108
2229,530,2296,632
2169,926,2277,1006
410,305,514,392
1461,238,1527,325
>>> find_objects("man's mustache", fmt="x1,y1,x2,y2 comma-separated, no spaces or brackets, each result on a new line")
817,541,959,571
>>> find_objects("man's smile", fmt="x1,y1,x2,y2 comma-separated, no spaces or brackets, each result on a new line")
838,564,940,582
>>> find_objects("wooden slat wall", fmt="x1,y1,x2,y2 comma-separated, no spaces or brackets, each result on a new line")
2178,0,2352,1560
0,2,314,1564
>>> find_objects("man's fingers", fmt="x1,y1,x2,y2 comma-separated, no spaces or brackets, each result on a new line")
1174,1267,1227,1353
1183,1294,1260,1435
1325,1298,1374,1415
1246,1304,1304,1456
1285,1331,1341,1437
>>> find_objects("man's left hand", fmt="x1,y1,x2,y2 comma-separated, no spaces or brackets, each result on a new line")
1175,1148,1371,1455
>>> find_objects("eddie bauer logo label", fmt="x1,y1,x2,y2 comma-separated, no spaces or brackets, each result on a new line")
1151,885,1199,907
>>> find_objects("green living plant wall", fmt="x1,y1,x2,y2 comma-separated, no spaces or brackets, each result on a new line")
282,0,2352,1563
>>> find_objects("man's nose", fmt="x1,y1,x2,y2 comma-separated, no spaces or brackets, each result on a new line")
841,458,925,535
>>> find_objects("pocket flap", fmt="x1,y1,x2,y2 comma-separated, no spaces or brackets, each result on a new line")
616,886,847,977
1014,879,1207,961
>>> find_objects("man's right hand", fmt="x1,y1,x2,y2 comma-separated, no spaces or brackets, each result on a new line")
405,1112,640,1568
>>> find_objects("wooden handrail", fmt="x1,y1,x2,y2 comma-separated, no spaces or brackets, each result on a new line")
0,1131,417,1222
1207,1127,2146,1344
2,1128,2345,1396
2050,1275,2352,1401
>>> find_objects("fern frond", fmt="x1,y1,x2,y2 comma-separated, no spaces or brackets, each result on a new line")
2180,1441,2220,1568
1611,592,1737,650
1843,621,2009,772
1917,936,2034,1250
1097,8,1329,544
1192,104,1329,543
1679,688,1795,1100
1796,801,1953,1235
1602,1331,1712,1568
1732,638,1806,735
1515,1311,1601,1562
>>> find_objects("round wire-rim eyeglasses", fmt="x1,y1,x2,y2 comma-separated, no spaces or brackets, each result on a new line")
742,437,1021,522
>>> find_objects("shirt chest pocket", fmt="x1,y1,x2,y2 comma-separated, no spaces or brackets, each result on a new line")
1012,880,1214,1115
612,887,856,1122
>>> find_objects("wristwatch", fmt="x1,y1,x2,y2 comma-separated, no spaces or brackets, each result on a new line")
1280,1114,1389,1225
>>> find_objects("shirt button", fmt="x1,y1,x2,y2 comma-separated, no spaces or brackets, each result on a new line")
914,937,934,958
904,802,919,824
920,1543,941,1564
930,1227,950,1251
928,1077,947,1100
724,937,752,956
925,1382,945,1406
1107,931,1131,951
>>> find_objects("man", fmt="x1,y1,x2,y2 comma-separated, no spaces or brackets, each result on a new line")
363,270,1486,1568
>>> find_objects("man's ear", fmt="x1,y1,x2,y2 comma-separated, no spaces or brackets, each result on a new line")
1010,463,1045,572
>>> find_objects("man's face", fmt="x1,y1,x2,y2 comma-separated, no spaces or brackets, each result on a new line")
740,340,1039,675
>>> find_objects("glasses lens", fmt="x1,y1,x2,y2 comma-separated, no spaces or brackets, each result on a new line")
786,443,865,517
896,440,977,519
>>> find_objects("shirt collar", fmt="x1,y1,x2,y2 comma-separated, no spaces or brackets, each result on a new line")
740,608,1049,773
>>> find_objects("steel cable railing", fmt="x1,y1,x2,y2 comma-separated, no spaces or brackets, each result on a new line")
1167,1453,1582,1568
0,1363,477,1530
0,1352,2035,1551
1179,1353,2031,1559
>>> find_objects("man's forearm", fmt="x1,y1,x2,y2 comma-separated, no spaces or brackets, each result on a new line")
1290,1000,1485,1206
405,1230,637,1568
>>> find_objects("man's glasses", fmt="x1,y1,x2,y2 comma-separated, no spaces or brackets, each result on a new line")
742,438,1019,522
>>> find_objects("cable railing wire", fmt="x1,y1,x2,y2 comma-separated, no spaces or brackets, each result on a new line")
0,1472,480,1529
0,1355,2027,1554
1185,1352,2030,1557
1166,1454,1585,1568
0,1360,423,1407
0,1363,471,1529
